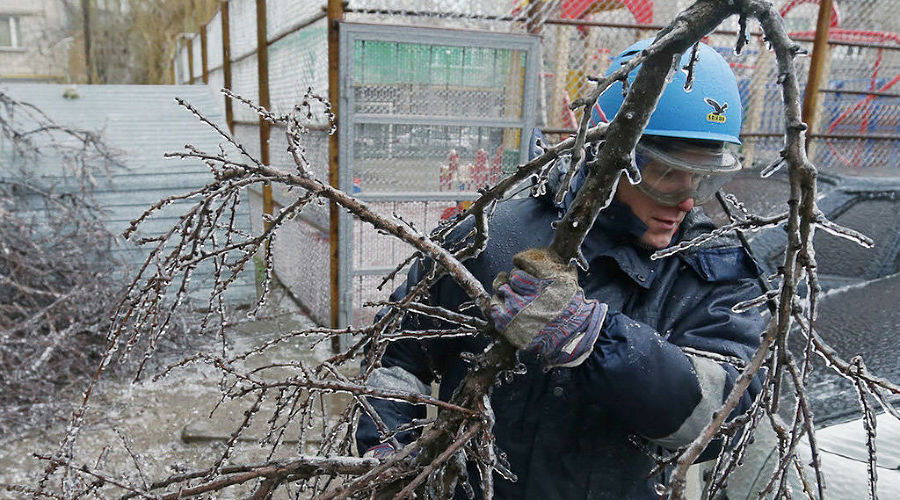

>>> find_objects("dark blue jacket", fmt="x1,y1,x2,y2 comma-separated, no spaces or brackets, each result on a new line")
357,186,765,499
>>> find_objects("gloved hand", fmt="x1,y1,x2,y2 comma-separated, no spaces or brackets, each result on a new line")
490,248,608,369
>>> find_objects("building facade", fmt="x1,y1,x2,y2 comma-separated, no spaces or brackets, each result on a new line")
0,0,72,82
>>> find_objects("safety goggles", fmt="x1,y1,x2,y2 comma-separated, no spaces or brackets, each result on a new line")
634,139,740,206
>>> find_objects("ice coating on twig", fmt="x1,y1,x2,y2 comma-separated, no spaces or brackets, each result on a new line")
816,215,875,248
733,288,781,313
760,157,786,178
652,212,788,260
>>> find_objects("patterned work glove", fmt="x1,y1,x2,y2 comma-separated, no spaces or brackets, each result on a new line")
490,248,608,369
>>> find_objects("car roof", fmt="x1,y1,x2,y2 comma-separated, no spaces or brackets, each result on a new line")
726,171,900,289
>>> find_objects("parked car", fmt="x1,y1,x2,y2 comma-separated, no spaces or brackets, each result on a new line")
725,171,900,418
702,170,900,498
743,172,900,292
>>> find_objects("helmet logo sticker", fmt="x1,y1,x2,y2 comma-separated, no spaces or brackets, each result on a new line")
704,97,728,123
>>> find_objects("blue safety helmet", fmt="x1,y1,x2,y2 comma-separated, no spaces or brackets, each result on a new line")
590,38,742,145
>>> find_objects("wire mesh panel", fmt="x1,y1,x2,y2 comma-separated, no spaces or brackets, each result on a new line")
248,186,331,325
263,13,332,320
208,69,225,110
228,0,257,59
174,44,190,85
339,23,539,327
349,0,513,17
270,201,333,325
206,10,224,74
349,198,462,326
353,42,526,120
352,123,522,194
228,0,258,124
346,0,529,31
202,11,225,112
191,34,203,81
247,123,331,323
267,0,327,38
231,55,260,123
233,122,262,160
268,18,329,117
798,0,900,173
263,125,331,323
269,125,330,227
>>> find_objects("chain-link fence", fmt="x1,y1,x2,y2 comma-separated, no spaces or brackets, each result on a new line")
528,0,900,173
805,4,900,172
337,24,539,325
205,9,224,111
174,0,900,327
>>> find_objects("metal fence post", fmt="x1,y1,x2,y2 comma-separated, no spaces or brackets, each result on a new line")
256,0,273,232
221,0,234,133
802,0,835,154
81,0,92,84
200,24,209,84
328,0,344,339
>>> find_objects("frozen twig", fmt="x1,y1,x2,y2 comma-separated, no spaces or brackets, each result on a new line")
851,357,880,500
652,212,788,260
393,424,482,499
116,456,380,500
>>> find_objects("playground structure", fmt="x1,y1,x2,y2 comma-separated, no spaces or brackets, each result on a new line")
439,147,504,193
174,0,900,327
541,0,900,171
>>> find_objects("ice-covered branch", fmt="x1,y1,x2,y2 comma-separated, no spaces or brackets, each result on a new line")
667,0,822,495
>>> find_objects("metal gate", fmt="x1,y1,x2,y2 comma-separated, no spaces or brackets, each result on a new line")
338,23,540,326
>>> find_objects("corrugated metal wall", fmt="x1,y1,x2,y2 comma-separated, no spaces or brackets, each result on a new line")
0,83,255,305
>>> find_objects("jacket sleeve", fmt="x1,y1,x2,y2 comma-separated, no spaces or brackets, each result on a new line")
355,259,436,454
355,199,551,455
354,245,487,455
571,275,764,449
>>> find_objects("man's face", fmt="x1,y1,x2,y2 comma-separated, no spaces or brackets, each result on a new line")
616,179,695,249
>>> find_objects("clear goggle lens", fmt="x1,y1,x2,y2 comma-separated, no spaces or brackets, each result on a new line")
634,140,740,206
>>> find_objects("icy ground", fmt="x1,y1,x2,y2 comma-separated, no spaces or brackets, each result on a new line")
0,303,345,499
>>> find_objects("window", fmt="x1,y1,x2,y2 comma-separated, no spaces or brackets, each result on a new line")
0,15,19,49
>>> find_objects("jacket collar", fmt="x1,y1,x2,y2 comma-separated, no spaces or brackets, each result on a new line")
582,207,661,289
550,175,659,289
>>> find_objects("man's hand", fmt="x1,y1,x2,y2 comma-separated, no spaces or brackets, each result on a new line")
490,248,607,369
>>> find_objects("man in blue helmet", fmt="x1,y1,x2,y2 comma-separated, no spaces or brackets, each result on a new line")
356,39,764,499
